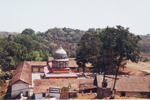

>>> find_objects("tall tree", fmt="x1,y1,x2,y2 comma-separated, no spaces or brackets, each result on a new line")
76,26,141,96
76,32,101,73
22,28,35,35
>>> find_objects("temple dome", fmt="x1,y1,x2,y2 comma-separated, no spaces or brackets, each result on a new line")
54,46,68,59
55,47,67,54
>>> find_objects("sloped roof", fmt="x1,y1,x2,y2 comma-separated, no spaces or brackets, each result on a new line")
26,61,47,66
9,61,32,86
95,75,150,92
33,79,94,94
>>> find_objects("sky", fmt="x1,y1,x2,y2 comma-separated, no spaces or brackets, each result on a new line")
0,0,150,35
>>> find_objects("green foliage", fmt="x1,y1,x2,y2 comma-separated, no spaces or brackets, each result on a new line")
68,84,72,89
76,25,141,73
22,28,35,35
137,93,148,98
0,27,145,73
2,94,5,99
46,94,50,98
25,50,43,61
14,35,33,53
61,87,69,92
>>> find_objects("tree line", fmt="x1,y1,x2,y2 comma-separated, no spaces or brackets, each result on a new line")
0,26,148,72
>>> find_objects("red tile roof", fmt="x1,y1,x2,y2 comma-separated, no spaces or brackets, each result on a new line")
33,79,94,94
26,61,47,66
96,75,150,92
9,61,32,85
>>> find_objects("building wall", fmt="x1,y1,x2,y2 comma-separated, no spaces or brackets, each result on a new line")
97,87,111,99
33,68,38,72
69,67,93,72
40,68,44,72
48,77,76,79
115,91,142,97
11,81,30,98
32,68,44,72
35,93,60,100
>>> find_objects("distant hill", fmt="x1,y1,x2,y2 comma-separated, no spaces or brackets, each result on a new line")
0,31,18,38
139,34,150,53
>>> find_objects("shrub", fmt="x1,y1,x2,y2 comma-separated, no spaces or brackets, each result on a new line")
46,94,50,98
2,94,5,99
61,87,69,92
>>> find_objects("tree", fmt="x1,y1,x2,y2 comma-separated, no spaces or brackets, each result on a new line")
76,25,141,96
7,34,13,41
22,28,35,35
14,35,33,53
76,32,101,73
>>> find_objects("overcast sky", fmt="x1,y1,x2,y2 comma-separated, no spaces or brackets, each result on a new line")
0,0,150,35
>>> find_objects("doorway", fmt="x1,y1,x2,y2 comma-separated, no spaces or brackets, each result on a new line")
121,92,125,96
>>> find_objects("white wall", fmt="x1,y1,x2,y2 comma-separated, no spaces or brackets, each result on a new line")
115,91,140,97
35,93,60,100
35,94,43,100
11,81,30,98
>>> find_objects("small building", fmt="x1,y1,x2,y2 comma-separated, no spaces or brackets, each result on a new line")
94,75,150,98
26,61,47,73
9,62,32,99
48,57,93,72
33,78,95,99
45,46,77,79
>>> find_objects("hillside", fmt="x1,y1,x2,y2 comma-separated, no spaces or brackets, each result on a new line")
1,28,150,59
0,31,18,38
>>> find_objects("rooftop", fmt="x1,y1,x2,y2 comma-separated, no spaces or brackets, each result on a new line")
9,61,32,86
95,75,150,92
33,78,94,94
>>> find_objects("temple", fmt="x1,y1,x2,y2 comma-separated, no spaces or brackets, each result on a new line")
44,46,77,79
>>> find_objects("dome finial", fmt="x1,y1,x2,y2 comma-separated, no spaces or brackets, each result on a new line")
59,41,62,49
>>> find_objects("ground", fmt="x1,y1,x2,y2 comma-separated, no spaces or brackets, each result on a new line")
120,61,150,75
70,93,149,99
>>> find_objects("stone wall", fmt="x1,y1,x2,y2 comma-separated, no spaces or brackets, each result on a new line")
97,87,111,99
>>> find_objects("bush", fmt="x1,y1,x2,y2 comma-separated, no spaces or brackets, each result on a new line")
61,87,69,92
2,94,5,99
46,94,50,98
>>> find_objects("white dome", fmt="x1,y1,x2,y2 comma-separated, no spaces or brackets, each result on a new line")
55,47,67,54
54,46,68,59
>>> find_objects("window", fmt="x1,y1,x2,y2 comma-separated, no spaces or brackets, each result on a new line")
43,93,45,97
38,68,40,72
121,92,125,96
26,91,28,97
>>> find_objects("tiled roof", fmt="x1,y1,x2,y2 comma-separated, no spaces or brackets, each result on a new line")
26,61,47,66
96,75,150,92
9,61,32,85
33,79,94,94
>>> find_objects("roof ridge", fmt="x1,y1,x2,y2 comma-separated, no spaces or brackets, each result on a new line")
20,62,25,81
